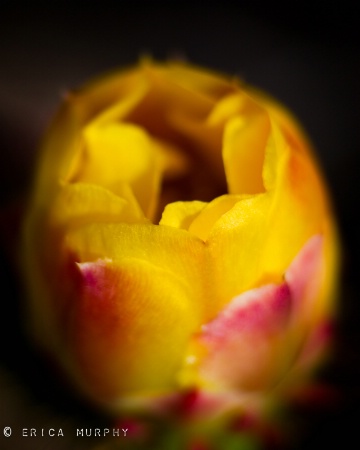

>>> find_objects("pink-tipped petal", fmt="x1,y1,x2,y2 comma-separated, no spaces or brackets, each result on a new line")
294,321,334,370
285,234,324,321
69,256,201,403
284,234,327,370
188,234,326,395
196,282,292,391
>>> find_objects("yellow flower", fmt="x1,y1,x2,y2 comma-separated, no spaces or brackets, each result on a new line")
22,60,339,417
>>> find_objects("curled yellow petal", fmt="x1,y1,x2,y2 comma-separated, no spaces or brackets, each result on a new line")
159,200,207,231
222,97,269,195
67,122,162,219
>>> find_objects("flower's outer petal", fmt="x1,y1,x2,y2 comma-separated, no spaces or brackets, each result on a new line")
204,116,332,316
26,212,209,362
260,120,333,296
64,222,208,318
181,283,292,392
162,97,329,316
22,71,152,326
284,234,336,369
181,235,326,395
23,181,147,349
292,322,333,373
286,235,324,326
69,257,200,404
271,236,335,394
277,235,329,388
203,193,271,316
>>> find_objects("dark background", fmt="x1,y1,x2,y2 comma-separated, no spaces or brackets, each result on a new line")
0,1,359,449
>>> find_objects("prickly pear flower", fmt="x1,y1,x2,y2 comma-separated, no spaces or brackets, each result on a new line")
22,61,339,426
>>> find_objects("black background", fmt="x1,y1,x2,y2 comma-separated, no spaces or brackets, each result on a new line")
0,1,359,449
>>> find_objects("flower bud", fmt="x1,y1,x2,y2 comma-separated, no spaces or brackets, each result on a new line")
22,61,339,417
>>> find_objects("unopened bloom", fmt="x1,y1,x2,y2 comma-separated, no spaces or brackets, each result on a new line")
22,61,339,418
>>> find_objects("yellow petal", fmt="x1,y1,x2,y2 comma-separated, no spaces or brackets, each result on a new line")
181,235,325,394
69,257,200,402
50,182,146,229
204,117,329,317
222,112,269,195
166,90,269,192
159,200,207,231
205,193,271,317
72,123,163,219
32,68,149,209
64,222,206,309
188,194,248,241
260,119,329,277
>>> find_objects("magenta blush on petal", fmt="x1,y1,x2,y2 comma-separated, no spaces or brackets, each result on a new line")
201,283,291,345
294,321,334,370
192,234,325,394
76,258,116,316
196,282,292,391
70,259,126,385
77,258,114,291
285,234,324,320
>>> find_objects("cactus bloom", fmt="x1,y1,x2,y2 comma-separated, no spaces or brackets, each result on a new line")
22,61,339,417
